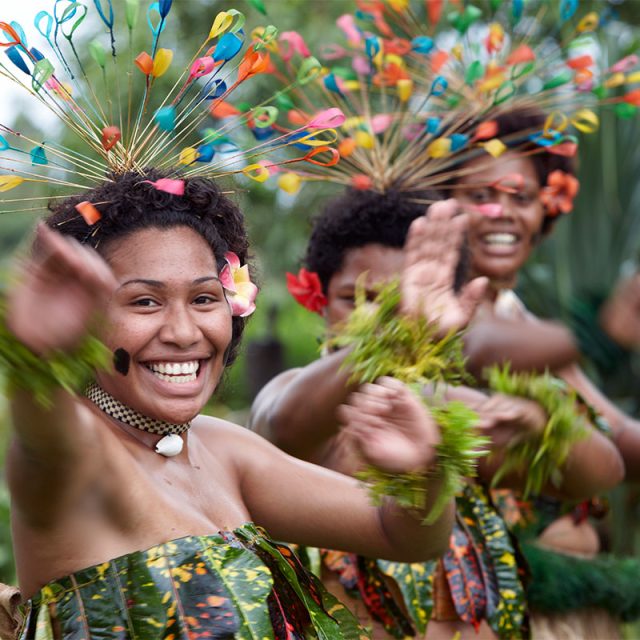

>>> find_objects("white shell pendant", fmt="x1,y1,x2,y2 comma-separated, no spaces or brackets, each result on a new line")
155,433,183,457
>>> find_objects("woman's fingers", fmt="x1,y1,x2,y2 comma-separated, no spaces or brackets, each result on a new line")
33,224,117,297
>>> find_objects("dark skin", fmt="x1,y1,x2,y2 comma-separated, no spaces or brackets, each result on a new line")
454,151,640,483
251,198,621,640
6,224,454,599
251,199,621,497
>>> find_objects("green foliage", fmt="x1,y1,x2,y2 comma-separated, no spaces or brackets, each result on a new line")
0,303,111,408
0,481,14,585
334,280,489,523
486,365,588,498
327,280,470,387
357,401,489,525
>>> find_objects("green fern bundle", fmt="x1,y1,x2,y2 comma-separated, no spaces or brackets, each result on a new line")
487,364,589,497
330,280,489,523
326,280,470,387
0,301,111,408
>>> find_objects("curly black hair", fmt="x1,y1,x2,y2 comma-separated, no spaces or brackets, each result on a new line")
45,169,251,365
304,188,433,294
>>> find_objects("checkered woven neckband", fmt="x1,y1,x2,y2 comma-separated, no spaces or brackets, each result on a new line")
85,383,191,436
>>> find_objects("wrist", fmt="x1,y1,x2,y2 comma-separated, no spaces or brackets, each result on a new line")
0,298,111,407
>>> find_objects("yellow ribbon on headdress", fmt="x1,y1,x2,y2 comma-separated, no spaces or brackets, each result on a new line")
278,172,301,193
295,129,339,147
0,176,24,192
243,163,270,182
570,109,599,133
397,79,413,102
179,148,198,165
152,49,173,78
209,11,233,40
480,139,507,158
427,138,452,158
355,130,374,149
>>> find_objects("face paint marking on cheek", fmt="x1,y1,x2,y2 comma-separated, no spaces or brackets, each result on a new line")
113,348,131,376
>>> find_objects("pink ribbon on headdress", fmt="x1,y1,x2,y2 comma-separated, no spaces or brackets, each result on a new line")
337,14,361,45
145,178,185,195
278,31,311,61
307,108,345,129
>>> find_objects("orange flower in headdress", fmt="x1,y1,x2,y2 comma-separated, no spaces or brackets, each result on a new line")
286,269,327,314
540,170,580,216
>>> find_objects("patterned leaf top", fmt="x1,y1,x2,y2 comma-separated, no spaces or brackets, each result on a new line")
19,523,368,640
310,484,528,639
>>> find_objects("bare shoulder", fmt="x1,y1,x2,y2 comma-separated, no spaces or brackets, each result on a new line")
193,414,276,454
248,367,302,431
253,368,302,404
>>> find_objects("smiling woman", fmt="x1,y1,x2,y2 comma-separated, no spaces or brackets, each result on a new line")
2,169,457,640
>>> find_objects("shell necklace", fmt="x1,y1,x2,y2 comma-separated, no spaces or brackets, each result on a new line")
85,383,190,456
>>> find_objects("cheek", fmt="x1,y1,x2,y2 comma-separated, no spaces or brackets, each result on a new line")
99,311,150,351
325,302,352,327
523,205,546,236
205,309,234,349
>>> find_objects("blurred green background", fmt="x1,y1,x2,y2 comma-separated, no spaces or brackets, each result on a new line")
1,4,640,628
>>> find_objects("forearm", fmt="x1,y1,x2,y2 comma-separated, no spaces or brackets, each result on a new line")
250,348,358,460
479,427,624,499
464,318,580,378
556,363,640,482
377,473,454,561
10,389,86,461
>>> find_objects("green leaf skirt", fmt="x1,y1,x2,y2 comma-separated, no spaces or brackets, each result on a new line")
18,523,367,640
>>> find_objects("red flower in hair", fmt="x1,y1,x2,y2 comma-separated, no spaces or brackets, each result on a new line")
286,268,327,314
540,170,580,216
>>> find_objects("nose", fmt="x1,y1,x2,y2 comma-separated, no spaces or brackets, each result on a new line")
158,304,202,348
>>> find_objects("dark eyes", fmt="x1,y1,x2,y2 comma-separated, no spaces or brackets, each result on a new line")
468,190,491,204
133,298,159,307
514,192,535,205
193,295,218,305
131,294,220,308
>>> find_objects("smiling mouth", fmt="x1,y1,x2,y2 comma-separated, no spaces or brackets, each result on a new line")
482,232,520,246
143,360,203,384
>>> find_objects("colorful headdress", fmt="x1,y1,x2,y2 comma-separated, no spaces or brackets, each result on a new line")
0,1,346,216
220,0,639,202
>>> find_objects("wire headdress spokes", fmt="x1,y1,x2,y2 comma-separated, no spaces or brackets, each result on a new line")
0,0,347,214
220,0,639,200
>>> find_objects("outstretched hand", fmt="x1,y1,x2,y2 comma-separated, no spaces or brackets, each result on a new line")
338,377,439,473
401,199,488,335
475,393,547,449
599,272,640,349
7,224,118,354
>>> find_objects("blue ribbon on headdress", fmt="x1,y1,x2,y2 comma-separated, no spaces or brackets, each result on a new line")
5,47,30,75
92,0,116,56
213,32,243,62
411,36,434,54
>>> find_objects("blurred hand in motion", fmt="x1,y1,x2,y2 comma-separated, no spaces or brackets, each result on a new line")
338,377,439,473
400,199,488,335
474,393,547,449
599,272,640,349
7,223,118,354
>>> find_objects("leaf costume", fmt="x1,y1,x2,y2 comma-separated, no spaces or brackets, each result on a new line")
18,524,367,640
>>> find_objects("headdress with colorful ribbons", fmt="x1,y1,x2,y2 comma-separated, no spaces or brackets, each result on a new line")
217,0,639,203
0,1,346,215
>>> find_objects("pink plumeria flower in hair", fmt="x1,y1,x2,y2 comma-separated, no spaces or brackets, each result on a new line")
219,252,258,317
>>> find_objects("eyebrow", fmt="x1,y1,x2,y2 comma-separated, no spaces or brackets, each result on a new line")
119,276,221,289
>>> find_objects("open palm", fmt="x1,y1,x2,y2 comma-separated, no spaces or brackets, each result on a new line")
7,224,118,355
401,199,488,335
339,377,439,473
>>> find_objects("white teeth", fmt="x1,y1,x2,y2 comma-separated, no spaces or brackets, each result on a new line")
152,372,197,384
484,233,518,246
146,361,200,379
